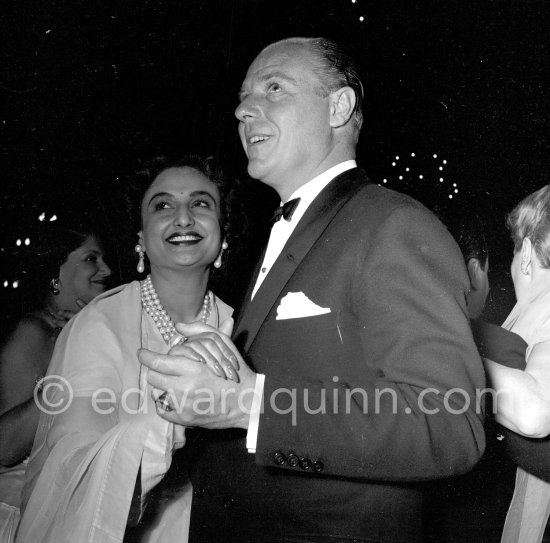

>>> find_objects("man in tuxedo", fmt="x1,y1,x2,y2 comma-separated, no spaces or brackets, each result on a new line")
140,37,486,542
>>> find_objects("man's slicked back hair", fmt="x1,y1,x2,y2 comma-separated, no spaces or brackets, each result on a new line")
268,37,364,137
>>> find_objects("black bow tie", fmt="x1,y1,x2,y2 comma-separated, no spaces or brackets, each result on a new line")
271,197,301,224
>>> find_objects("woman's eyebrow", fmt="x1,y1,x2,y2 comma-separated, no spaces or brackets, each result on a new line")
189,190,216,200
147,191,171,205
147,190,217,205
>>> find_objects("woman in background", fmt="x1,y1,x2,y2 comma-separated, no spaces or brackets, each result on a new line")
0,224,111,542
483,184,550,542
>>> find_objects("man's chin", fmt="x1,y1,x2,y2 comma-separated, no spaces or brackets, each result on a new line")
247,161,276,186
246,160,263,180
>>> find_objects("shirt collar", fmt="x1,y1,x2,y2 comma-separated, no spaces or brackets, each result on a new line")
280,160,357,224
286,160,357,203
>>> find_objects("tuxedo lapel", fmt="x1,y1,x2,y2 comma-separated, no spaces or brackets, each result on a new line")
234,168,369,353
233,245,266,333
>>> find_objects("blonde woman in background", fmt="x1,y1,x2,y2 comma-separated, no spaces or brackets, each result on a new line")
484,184,550,542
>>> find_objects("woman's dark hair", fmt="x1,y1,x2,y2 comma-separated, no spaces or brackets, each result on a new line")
16,221,101,313
127,155,232,234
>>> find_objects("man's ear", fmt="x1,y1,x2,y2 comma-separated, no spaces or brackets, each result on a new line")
467,258,486,291
329,87,356,128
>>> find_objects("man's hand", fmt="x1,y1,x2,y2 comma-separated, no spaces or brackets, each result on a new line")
138,319,258,430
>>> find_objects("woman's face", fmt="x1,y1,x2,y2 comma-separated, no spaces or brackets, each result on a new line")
58,235,111,304
140,166,222,273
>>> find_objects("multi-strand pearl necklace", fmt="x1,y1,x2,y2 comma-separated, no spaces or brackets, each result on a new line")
140,275,211,345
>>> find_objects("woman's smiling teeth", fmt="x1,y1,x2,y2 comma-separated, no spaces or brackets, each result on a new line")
166,232,203,245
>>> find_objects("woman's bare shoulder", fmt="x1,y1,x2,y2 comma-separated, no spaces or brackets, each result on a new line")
0,316,55,397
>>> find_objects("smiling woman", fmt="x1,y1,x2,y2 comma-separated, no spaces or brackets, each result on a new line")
16,155,238,543
0,222,112,542
140,167,222,285
127,156,234,266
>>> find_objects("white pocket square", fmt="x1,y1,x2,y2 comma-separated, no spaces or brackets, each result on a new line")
276,291,331,320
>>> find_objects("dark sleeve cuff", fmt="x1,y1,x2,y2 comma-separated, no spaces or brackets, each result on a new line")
472,320,550,481
471,319,527,370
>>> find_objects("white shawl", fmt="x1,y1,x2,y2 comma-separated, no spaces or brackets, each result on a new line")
16,281,232,543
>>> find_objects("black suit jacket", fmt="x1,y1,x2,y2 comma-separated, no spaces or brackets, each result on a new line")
188,168,486,543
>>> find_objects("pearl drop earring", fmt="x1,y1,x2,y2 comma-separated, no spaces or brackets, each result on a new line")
213,240,228,269
135,244,145,274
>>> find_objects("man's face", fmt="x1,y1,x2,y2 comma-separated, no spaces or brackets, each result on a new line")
235,41,334,196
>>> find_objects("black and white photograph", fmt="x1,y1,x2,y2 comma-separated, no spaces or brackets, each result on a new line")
1,1,549,541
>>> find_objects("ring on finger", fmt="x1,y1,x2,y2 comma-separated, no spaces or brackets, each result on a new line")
156,391,174,412
169,334,188,348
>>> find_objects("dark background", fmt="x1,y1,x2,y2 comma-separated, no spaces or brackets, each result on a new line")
0,1,548,540
2,0,548,318
2,0,548,322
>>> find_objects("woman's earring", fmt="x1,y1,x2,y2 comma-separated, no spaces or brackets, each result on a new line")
213,240,228,269
135,244,145,274
50,278,60,295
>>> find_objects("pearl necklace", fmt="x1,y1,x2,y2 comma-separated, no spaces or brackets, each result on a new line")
140,275,211,345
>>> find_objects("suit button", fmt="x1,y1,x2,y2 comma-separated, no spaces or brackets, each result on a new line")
312,460,324,472
273,451,286,465
287,453,299,467
299,457,312,471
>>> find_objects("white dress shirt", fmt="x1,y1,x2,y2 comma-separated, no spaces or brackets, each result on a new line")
246,160,357,452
